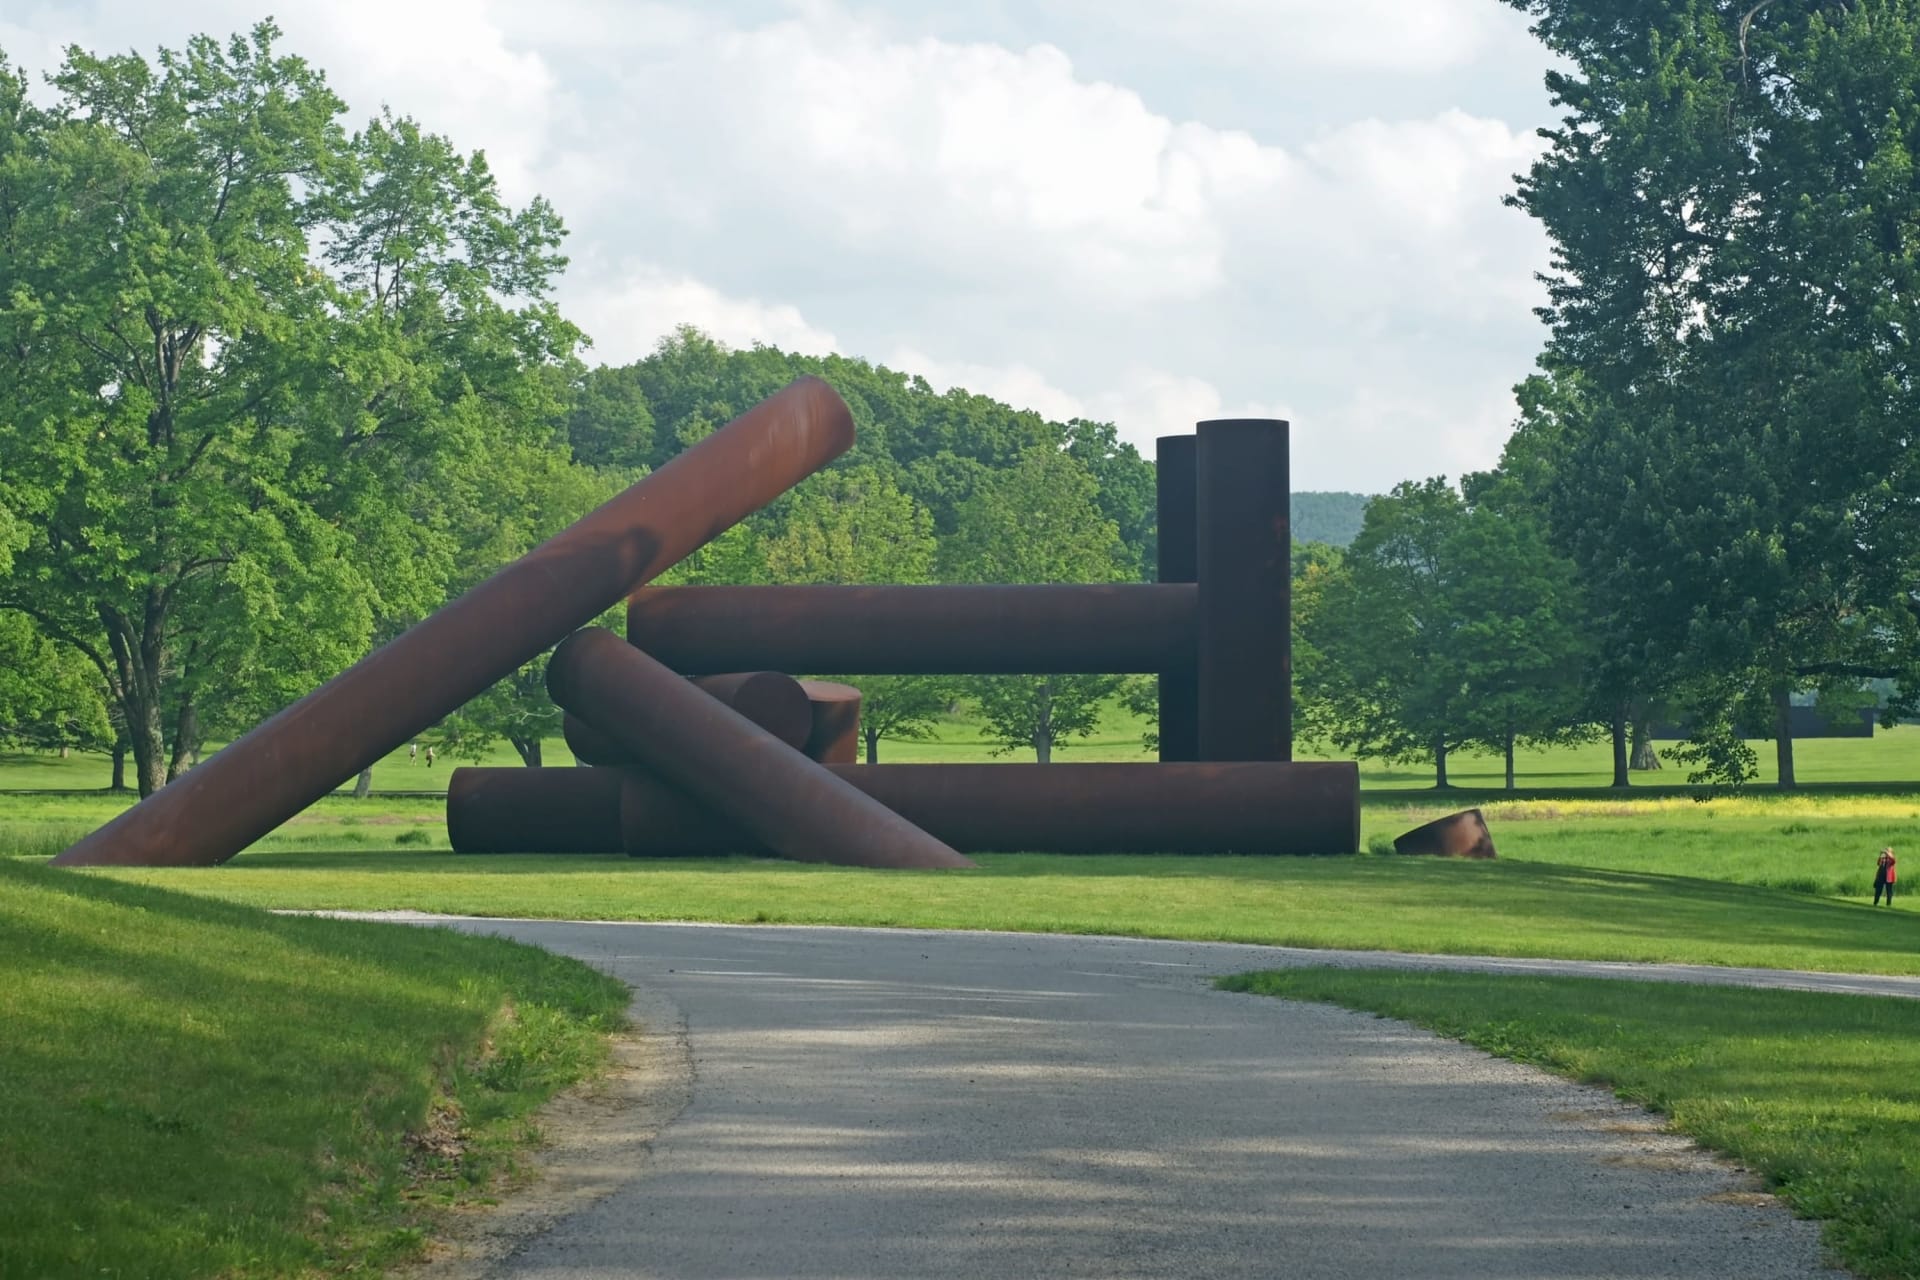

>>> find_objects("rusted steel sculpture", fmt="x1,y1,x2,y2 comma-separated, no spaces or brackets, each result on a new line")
626,584,1196,675
53,377,854,868
446,760,1359,856
798,680,862,764
1155,434,1200,762
1196,419,1291,762
447,766,626,854
1393,809,1496,859
563,672,814,764
546,627,973,870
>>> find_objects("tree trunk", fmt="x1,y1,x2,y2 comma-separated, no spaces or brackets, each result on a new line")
1609,704,1630,788
167,697,198,782
1504,724,1516,792
124,690,168,797
512,736,543,768
1630,719,1662,771
1033,676,1054,764
1434,733,1449,789
58,745,69,759
865,727,880,763
354,767,373,799
1774,684,1797,790
110,740,128,793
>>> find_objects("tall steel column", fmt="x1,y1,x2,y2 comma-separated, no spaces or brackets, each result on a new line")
1155,434,1199,761
1195,419,1291,761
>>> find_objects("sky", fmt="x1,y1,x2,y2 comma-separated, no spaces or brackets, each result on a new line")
1,1,1562,493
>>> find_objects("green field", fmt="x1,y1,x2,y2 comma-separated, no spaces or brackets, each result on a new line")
0,860,629,1279
1222,968,1920,1280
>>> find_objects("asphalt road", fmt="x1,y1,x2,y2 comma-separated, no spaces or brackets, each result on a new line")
405,920,1849,1279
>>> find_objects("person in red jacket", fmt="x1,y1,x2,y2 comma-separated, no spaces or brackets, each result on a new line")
1874,847,1897,906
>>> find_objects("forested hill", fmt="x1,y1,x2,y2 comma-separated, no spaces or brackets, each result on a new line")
1289,493,1371,548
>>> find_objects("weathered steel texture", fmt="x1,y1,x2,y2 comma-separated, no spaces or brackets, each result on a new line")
546,627,973,870
626,584,1197,675
445,761,1359,856
447,765,625,854
1393,809,1496,859
798,680,862,763
53,378,854,868
1155,434,1200,762
563,672,813,764
1195,419,1291,762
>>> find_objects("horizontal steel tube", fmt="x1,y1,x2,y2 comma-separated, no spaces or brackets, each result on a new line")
547,628,972,870
55,377,853,867
625,584,1198,674
446,762,1359,856
447,766,625,854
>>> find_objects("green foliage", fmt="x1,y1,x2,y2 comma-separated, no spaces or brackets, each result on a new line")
0,860,627,1279
0,22,580,797
1222,969,1920,1280
1505,0,1920,787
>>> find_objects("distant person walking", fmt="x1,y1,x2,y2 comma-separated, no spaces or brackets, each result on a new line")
425,746,435,769
409,742,418,764
1874,847,1897,906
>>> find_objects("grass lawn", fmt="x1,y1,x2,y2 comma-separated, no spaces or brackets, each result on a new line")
0,860,629,1280
1219,968,1920,1280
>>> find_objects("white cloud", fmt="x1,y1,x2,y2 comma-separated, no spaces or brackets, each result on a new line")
568,267,840,363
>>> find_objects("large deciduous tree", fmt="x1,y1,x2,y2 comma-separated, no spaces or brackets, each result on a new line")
0,24,578,795
1506,0,1920,787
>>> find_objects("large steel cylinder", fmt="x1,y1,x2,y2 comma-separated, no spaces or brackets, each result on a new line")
1196,419,1291,762
445,761,1360,856
1155,434,1200,762
546,628,973,870
55,378,854,868
625,584,1197,675
447,766,625,854
564,672,813,764
799,680,862,763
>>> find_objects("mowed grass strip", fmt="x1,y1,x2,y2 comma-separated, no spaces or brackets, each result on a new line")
1216,969,1920,1280
0,861,629,1280
74,848,1920,976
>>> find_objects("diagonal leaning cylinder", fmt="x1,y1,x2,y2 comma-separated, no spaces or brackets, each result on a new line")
547,627,974,870
53,377,855,868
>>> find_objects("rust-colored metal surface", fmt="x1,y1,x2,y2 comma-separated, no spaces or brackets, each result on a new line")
1155,434,1199,762
625,584,1197,675
445,761,1359,856
53,378,853,868
447,766,625,854
798,680,862,763
546,627,973,870
564,672,813,764
1196,419,1291,762
1393,809,1496,859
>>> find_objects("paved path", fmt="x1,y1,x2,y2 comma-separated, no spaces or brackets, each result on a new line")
375,918,1862,1279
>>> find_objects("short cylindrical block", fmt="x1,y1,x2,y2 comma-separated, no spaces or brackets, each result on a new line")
547,628,972,870
626,584,1196,675
799,680,862,763
446,766,625,854
1196,419,1291,762
1393,809,1496,859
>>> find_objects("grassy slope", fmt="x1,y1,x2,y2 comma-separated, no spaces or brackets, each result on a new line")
1220,968,1920,1280
0,861,629,1279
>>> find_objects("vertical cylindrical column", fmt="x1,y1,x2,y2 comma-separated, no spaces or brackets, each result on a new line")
1195,419,1291,761
1155,435,1199,762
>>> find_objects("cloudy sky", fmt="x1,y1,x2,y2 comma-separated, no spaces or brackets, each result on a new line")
2,1,1559,493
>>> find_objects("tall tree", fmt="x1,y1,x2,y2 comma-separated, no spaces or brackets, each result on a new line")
942,447,1126,762
1506,0,1920,787
0,24,578,795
